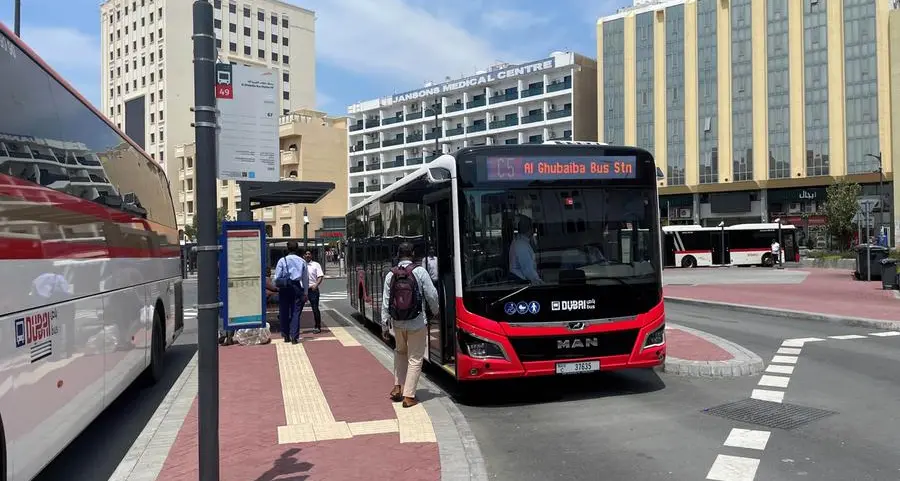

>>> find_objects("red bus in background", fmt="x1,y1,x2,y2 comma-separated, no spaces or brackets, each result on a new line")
346,142,666,382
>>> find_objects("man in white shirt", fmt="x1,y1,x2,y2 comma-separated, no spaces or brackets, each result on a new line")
303,250,325,333
509,215,542,284
770,239,781,267
422,246,439,283
381,242,439,408
273,241,309,344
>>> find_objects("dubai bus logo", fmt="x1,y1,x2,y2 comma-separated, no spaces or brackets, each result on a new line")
14,309,59,348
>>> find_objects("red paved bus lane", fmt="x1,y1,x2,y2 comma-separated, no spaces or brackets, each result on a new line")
156,329,440,481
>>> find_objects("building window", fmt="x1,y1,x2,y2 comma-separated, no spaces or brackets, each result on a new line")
216,39,222,49
228,3,236,14
244,26,251,36
283,72,289,82
732,0,754,182
767,0,791,180
214,19,222,29
804,0,830,177
282,224,291,236
635,11,654,156
258,31,265,40
282,37,289,47
271,52,278,62
843,0,879,174
665,4,686,186
258,11,264,21
282,55,289,65
243,6,251,17
229,42,237,52
229,23,236,33
602,18,624,145
258,49,265,59
283,91,290,100
244,45,251,55
282,18,288,28
697,0,719,184
271,34,278,43
271,15,277,25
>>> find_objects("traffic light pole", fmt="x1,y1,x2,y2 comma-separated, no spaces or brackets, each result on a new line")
191,2,221,480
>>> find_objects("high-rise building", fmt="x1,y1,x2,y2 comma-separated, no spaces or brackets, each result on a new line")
344,52,598,208
175,109,348,239
100,0,316,229
597,0,899,248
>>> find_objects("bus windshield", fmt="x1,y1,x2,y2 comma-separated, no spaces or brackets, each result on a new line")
459,185,662,321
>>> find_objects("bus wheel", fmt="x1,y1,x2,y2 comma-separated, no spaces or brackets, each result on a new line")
761,253,774,267
681,256,697,268
143,309,166,385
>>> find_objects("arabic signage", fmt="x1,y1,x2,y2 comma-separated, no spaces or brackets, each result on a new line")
390,58,557,103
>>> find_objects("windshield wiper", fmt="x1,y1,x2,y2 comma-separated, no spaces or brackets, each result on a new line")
488,284,534,309
582,275,643,296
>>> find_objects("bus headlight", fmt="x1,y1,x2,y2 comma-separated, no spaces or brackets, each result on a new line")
643,323,665,349
458,330,507,360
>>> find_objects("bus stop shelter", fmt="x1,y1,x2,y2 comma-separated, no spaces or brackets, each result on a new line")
236,179,335,219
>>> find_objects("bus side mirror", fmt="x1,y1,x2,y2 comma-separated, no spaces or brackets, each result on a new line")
428,167,451,183
656,167,665,179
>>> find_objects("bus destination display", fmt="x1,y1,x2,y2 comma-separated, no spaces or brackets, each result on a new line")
483,156,637,181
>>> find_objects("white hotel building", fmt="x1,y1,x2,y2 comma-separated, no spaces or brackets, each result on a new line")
345,51,598,207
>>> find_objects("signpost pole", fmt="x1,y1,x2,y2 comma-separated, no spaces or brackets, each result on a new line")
866,201,872,282
191,2,220,479
14,0,21,36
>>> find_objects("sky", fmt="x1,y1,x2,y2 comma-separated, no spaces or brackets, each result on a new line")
0,0,629,116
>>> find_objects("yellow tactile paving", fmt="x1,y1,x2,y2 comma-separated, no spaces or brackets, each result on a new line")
327,326,362,347
392,401,437,443
308,336,338,342
275,342,335,426
348,419,399,436
312,422,353,440
277,424,316,444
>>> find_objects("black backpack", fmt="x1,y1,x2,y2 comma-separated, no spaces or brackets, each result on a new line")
388,264,423,321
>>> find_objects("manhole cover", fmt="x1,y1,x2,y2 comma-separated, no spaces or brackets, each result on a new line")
703,398,837,430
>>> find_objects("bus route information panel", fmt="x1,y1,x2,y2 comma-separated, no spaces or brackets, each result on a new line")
481,156,638,182
220,223,266,329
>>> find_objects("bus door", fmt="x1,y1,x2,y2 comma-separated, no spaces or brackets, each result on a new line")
426,196,456,365
711,231,731,265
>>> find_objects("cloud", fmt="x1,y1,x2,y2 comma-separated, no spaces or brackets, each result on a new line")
19,25,101,105
480,8,547,30
307,0,519,89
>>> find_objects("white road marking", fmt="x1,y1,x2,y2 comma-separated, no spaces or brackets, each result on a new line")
770,355,798,365
765,364,794,375
868,331,900,337
781,337,824,347
758,375,790,388
706,454,760,481
828,334,867,340
775,347,801,355
751,389,784,403
723,428,771,451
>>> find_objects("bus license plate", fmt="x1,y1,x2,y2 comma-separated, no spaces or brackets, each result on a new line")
555,360,600,375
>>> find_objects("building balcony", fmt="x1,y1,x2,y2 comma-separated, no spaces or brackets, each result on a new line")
406,157,423,166
350,142,364,153
365,162,381,171
521,113,544,124
350,186,364,194
466,98,486,109
382,116,403,126
281,150,299,165
445,103,464,113
489,117,518,129
521,84,544,98
406,133,423,143
382,159,405,169
547,108,572,120
548,134,573,141
425,130,442,140
425,154,440,162
424,107,441,117
365,141,381,150
349,122,363,132
445,127,464,136
382,137,404,148
547,79,572,93
349,164,364,173
364,119,380,129
467,124,487,134
526,135,544,144
366,184,381,193
406,111,423,121
489,91,519,104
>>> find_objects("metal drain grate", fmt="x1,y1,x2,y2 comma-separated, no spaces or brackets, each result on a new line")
703,398,837,430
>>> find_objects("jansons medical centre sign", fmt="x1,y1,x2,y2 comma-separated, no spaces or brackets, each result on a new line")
390,58,557,103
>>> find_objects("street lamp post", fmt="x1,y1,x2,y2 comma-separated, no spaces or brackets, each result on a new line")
774,218,784,269
717,221,725,266
14,0,21,36
303,207,309,250
865,152,884,246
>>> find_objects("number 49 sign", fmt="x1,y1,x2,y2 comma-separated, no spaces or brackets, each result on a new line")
215,63,234,99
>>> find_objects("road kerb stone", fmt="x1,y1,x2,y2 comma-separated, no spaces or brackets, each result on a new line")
664,323,764,378
665,296,900,330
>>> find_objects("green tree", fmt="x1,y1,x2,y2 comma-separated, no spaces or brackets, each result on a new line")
824,179,861,250
187,206,231,240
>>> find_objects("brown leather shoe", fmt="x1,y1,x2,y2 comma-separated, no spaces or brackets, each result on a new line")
389,385,403,402
401,396,418,408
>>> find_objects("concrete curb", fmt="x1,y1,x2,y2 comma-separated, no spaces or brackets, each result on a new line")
663,323,764,378
665,296,900,331
325,309,489,481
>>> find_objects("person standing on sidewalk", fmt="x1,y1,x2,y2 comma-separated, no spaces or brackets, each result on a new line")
770,239,781,267
381,242,439,408
303,250,325,334
274,241,309,344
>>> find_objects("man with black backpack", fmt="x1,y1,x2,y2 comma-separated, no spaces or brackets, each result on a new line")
381,242,439,408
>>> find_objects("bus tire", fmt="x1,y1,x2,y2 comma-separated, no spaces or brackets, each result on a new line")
761,253,774,267
681,256,697,268
143,309,166,385
0,414,6,481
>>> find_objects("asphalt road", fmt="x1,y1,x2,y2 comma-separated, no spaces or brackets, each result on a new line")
34,279,199,481
35,279,900,481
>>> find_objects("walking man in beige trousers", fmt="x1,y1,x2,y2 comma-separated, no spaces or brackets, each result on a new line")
381,242,439,408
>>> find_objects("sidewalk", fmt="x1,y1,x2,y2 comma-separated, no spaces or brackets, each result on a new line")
665,267,900,325
664,324,763,377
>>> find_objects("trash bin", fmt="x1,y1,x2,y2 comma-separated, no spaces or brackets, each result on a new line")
854,244,889,280
881,259,899,290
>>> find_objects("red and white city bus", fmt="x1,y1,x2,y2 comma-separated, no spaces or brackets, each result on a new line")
663,223,799,268
346,142,665,381
0,24,182,480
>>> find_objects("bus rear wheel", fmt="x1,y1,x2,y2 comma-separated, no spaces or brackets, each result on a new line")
681,256,697,268
761,253,774,267
143,309,165,385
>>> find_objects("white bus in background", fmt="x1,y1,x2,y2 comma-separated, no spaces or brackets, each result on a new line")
663,223,798,268
0,24,183,481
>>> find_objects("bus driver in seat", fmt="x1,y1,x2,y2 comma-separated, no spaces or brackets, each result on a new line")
508,214,543,284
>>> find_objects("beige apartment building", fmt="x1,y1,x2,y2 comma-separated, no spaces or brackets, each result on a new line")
175,109,348,240
99,0,317,225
